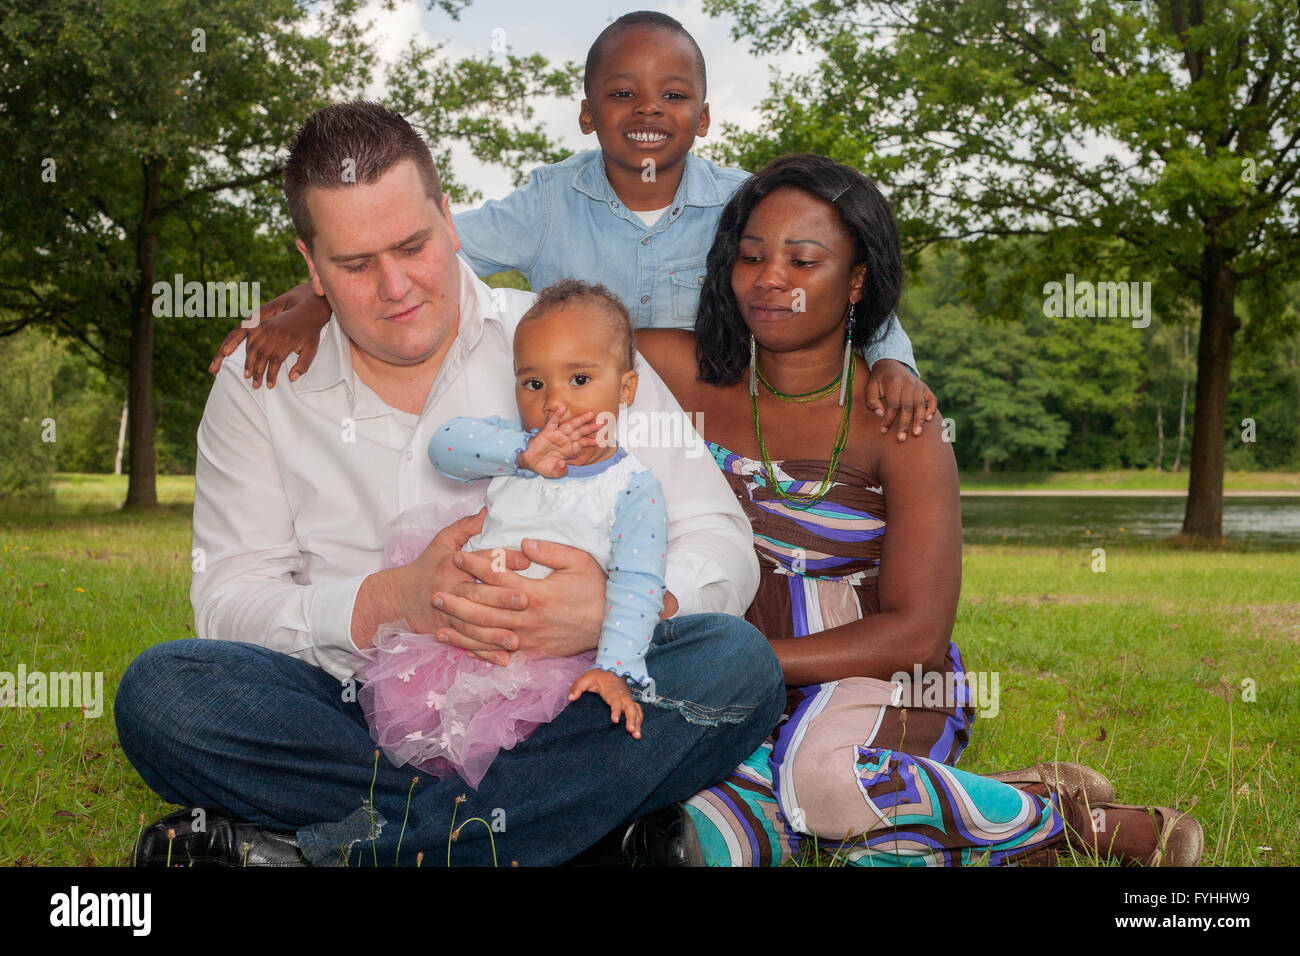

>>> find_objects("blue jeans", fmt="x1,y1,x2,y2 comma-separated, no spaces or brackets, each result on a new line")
114,613,784,866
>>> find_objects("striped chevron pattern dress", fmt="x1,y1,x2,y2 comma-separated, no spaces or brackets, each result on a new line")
683,441,1068,866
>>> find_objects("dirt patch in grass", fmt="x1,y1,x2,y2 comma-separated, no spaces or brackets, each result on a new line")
1242,604,1300,645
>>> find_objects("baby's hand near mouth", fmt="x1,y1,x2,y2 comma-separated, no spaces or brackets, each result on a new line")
517,404,605,477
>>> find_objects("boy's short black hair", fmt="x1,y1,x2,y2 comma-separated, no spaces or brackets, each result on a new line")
519,279,637,373
583,11,707,98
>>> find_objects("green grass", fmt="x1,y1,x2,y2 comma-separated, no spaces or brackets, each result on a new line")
1,480,1296,866
958,468,1300,492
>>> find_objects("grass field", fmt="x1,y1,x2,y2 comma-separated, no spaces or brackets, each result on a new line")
957,469,1300,492
0,476,1296,866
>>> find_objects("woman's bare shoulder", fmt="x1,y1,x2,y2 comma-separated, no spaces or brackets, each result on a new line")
635,329,700,396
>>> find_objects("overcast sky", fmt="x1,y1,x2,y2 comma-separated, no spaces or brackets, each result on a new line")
349,0,800,209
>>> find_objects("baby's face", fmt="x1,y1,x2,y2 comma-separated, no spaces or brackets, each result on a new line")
513,306,638,463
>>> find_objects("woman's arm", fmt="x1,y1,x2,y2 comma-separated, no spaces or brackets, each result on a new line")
767,421,962,686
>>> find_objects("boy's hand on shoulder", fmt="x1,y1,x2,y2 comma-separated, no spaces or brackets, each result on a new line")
568,668,643,739
864,359,940,442
209,280,331,389
517,405,603,477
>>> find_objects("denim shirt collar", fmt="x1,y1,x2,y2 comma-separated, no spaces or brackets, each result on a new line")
570,151,728,211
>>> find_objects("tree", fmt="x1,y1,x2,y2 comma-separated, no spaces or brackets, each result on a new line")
705,0,1300,541
0,0,579,507
901,245,1070,473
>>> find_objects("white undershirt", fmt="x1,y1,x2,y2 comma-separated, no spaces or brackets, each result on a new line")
631,204,672,227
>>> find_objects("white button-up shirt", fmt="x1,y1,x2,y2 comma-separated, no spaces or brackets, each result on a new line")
190,258,759,680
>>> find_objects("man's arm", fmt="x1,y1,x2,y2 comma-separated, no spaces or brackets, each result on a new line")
191,352,367,681
194,354,524,671
624,355,759,617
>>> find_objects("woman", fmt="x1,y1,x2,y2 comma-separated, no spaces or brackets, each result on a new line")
635,154,1201,867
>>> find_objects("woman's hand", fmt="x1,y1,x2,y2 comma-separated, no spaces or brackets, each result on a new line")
208,280,332,388
568,668,643,738
864,358,939,441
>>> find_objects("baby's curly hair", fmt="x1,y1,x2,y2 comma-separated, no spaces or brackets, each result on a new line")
519,279,637,372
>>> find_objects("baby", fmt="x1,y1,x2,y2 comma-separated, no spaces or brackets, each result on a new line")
357,279,667,789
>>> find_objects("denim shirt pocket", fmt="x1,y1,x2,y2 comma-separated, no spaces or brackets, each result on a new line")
669,260,708,329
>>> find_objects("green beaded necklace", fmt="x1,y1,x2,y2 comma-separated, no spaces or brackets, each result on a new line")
755,363,842,402
750,355,854,509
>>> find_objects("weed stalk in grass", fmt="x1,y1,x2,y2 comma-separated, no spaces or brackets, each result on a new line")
395,775,418,865
446,793,498,867
368,749,379,867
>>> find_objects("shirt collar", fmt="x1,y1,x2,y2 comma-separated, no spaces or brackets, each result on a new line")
571,150,726,209
293,257,505,401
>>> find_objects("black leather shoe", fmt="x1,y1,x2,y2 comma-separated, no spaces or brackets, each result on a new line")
620,804,704,867
133,807,307,867
564,804,704,867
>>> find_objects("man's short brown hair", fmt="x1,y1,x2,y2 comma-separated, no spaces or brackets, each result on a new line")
283,101,442,249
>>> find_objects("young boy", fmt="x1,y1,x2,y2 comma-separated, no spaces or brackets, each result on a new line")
210,12,937,438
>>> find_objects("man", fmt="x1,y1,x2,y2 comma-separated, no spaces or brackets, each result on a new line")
115,102,784,866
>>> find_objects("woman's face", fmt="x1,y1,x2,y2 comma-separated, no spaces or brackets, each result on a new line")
729,186,866,355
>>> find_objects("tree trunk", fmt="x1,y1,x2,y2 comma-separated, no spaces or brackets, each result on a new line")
1181,247,1239,540
114,398,128,475
125,160,161,509
1173,324,1189,470
982,452,991,475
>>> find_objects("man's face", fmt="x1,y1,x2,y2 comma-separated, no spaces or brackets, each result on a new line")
295,159,462,369
579,26,710,181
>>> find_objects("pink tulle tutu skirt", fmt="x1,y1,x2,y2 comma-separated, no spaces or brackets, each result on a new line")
358,624,595,789
356,505,595,790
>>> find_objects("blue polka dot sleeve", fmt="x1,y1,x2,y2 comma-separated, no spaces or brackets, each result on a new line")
594,469,668,687
428,415,536,482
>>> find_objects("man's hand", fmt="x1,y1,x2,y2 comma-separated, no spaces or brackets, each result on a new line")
353,508,531,658
517,406,602,478
569,668,643,739
208,280,332,389
431,537,607,662
864,358,939,442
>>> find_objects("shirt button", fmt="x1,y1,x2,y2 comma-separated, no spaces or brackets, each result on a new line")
405,450,414,461
612,201,619,208
697,276,705,285
640,295,650,304
672,207,680,215
641,236,651,244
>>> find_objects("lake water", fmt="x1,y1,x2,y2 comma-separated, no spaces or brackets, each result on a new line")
960,495,1300,549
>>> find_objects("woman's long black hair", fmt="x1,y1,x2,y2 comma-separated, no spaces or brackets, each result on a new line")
695,153,903,386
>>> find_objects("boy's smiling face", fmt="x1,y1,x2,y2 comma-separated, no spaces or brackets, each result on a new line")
579,25,710,191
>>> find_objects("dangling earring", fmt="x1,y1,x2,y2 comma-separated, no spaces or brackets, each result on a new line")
838,302,856,406
749,334,758,396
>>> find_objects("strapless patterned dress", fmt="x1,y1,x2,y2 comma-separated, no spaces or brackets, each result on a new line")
684,441,1067,867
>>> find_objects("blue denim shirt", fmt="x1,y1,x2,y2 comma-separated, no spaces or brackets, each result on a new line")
453,149,916,370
